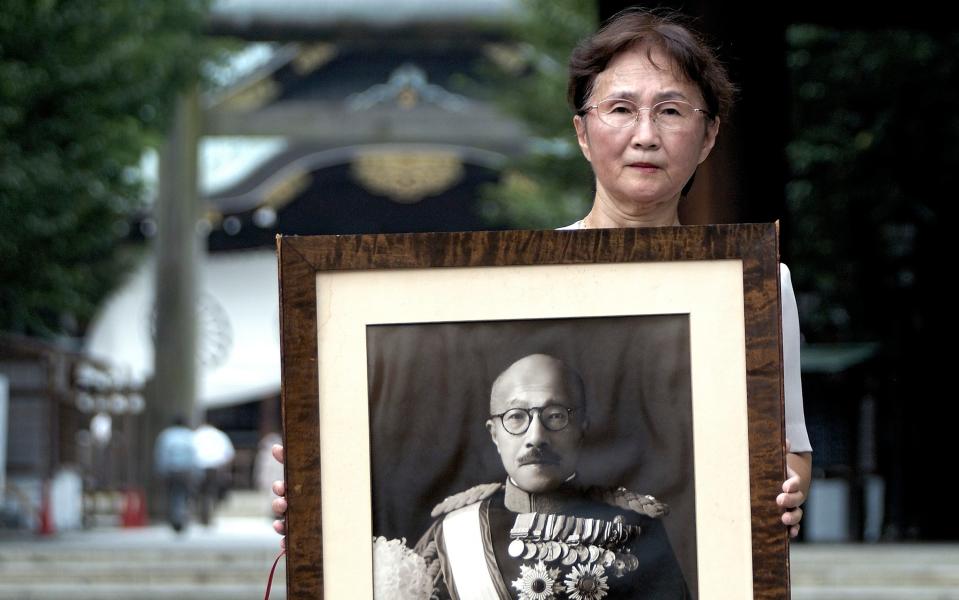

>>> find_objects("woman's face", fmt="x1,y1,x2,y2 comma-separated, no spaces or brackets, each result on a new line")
573,44,720,220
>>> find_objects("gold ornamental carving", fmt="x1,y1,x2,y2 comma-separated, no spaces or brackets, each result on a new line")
220,77,279,112
351,151,464,203
293,43,337,75
264,170,310,208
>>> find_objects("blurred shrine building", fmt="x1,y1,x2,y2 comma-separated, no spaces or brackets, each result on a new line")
9,0,527,527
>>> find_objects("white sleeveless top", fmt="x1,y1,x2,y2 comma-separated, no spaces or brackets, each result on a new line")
559,219,812,452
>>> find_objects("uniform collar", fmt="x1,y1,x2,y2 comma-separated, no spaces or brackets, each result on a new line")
504,474,579,513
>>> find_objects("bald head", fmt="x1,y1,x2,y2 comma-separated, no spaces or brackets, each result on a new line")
486,353,587,493
490,354,586,415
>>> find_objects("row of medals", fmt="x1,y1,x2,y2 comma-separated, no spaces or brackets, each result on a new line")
507,512,641,574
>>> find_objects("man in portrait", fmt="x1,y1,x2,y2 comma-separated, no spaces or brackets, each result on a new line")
414,353,689,600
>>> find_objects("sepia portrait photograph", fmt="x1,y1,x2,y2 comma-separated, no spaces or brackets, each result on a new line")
367,315,696,598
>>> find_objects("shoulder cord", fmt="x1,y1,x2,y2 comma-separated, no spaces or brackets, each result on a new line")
589,486,670,518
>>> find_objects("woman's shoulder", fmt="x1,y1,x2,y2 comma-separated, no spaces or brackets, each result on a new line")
556,219,585,230
780,262,795,289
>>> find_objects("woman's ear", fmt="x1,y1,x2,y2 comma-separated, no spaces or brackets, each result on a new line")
574,114,593,163
697,116,720,165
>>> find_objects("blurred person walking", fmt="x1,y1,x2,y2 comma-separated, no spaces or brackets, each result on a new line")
194,420,235,526
153,416,199,533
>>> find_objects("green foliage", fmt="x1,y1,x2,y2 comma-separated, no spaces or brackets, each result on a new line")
785,26,959,341
0,0,215,336
478,0,598,230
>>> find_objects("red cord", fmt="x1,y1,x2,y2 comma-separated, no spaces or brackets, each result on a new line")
264,549,286,600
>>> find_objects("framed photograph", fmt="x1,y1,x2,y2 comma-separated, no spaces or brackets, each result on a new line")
278,225,789,600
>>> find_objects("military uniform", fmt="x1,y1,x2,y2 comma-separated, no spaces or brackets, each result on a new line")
415,479,690,600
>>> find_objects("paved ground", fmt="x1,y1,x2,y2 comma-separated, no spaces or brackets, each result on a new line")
0,514,281,549
2,493,958,600
0,492,287,600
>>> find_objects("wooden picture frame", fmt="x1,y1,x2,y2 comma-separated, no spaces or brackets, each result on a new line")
277,224,789,599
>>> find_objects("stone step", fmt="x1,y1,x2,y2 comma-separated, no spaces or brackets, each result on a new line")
790,543,959,587
789,544,959,600
0,583,287,600
4,535,957,600
792,543,959,562
0,547,278,563
791,587,959,600
0,562,284,584
792,566,959,587
0,515,285,596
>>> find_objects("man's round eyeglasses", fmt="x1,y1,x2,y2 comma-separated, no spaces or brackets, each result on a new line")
490,405,580,435
581,98,711,131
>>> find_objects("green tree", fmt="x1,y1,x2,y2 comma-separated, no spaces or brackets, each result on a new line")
786,26,959,540
785,26,958,342
0,0,214,337
478,0,598,229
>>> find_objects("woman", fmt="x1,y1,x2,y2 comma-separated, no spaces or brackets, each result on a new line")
271,7,810,545
560,7,811,538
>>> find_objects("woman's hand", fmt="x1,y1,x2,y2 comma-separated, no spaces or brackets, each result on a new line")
271,444,287,549
778,440,812,538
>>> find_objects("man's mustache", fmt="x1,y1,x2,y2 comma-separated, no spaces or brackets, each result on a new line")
517,448,562,466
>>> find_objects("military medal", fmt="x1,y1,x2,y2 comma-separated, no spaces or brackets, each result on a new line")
511,513,538,539
512,560,562,600
561,546,579,566
524,542,539,559
543,542,556,562
567,517,582,546
508,507,646,591
601,550,616,567
536,544,550,560
564,563,609,600
573,544,588,562
532,514,546,540
544,514,557,540
610,556,627,578
559,515,576,540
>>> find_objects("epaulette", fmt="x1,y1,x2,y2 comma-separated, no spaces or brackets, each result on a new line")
430,482,504,517
587,486,670,519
